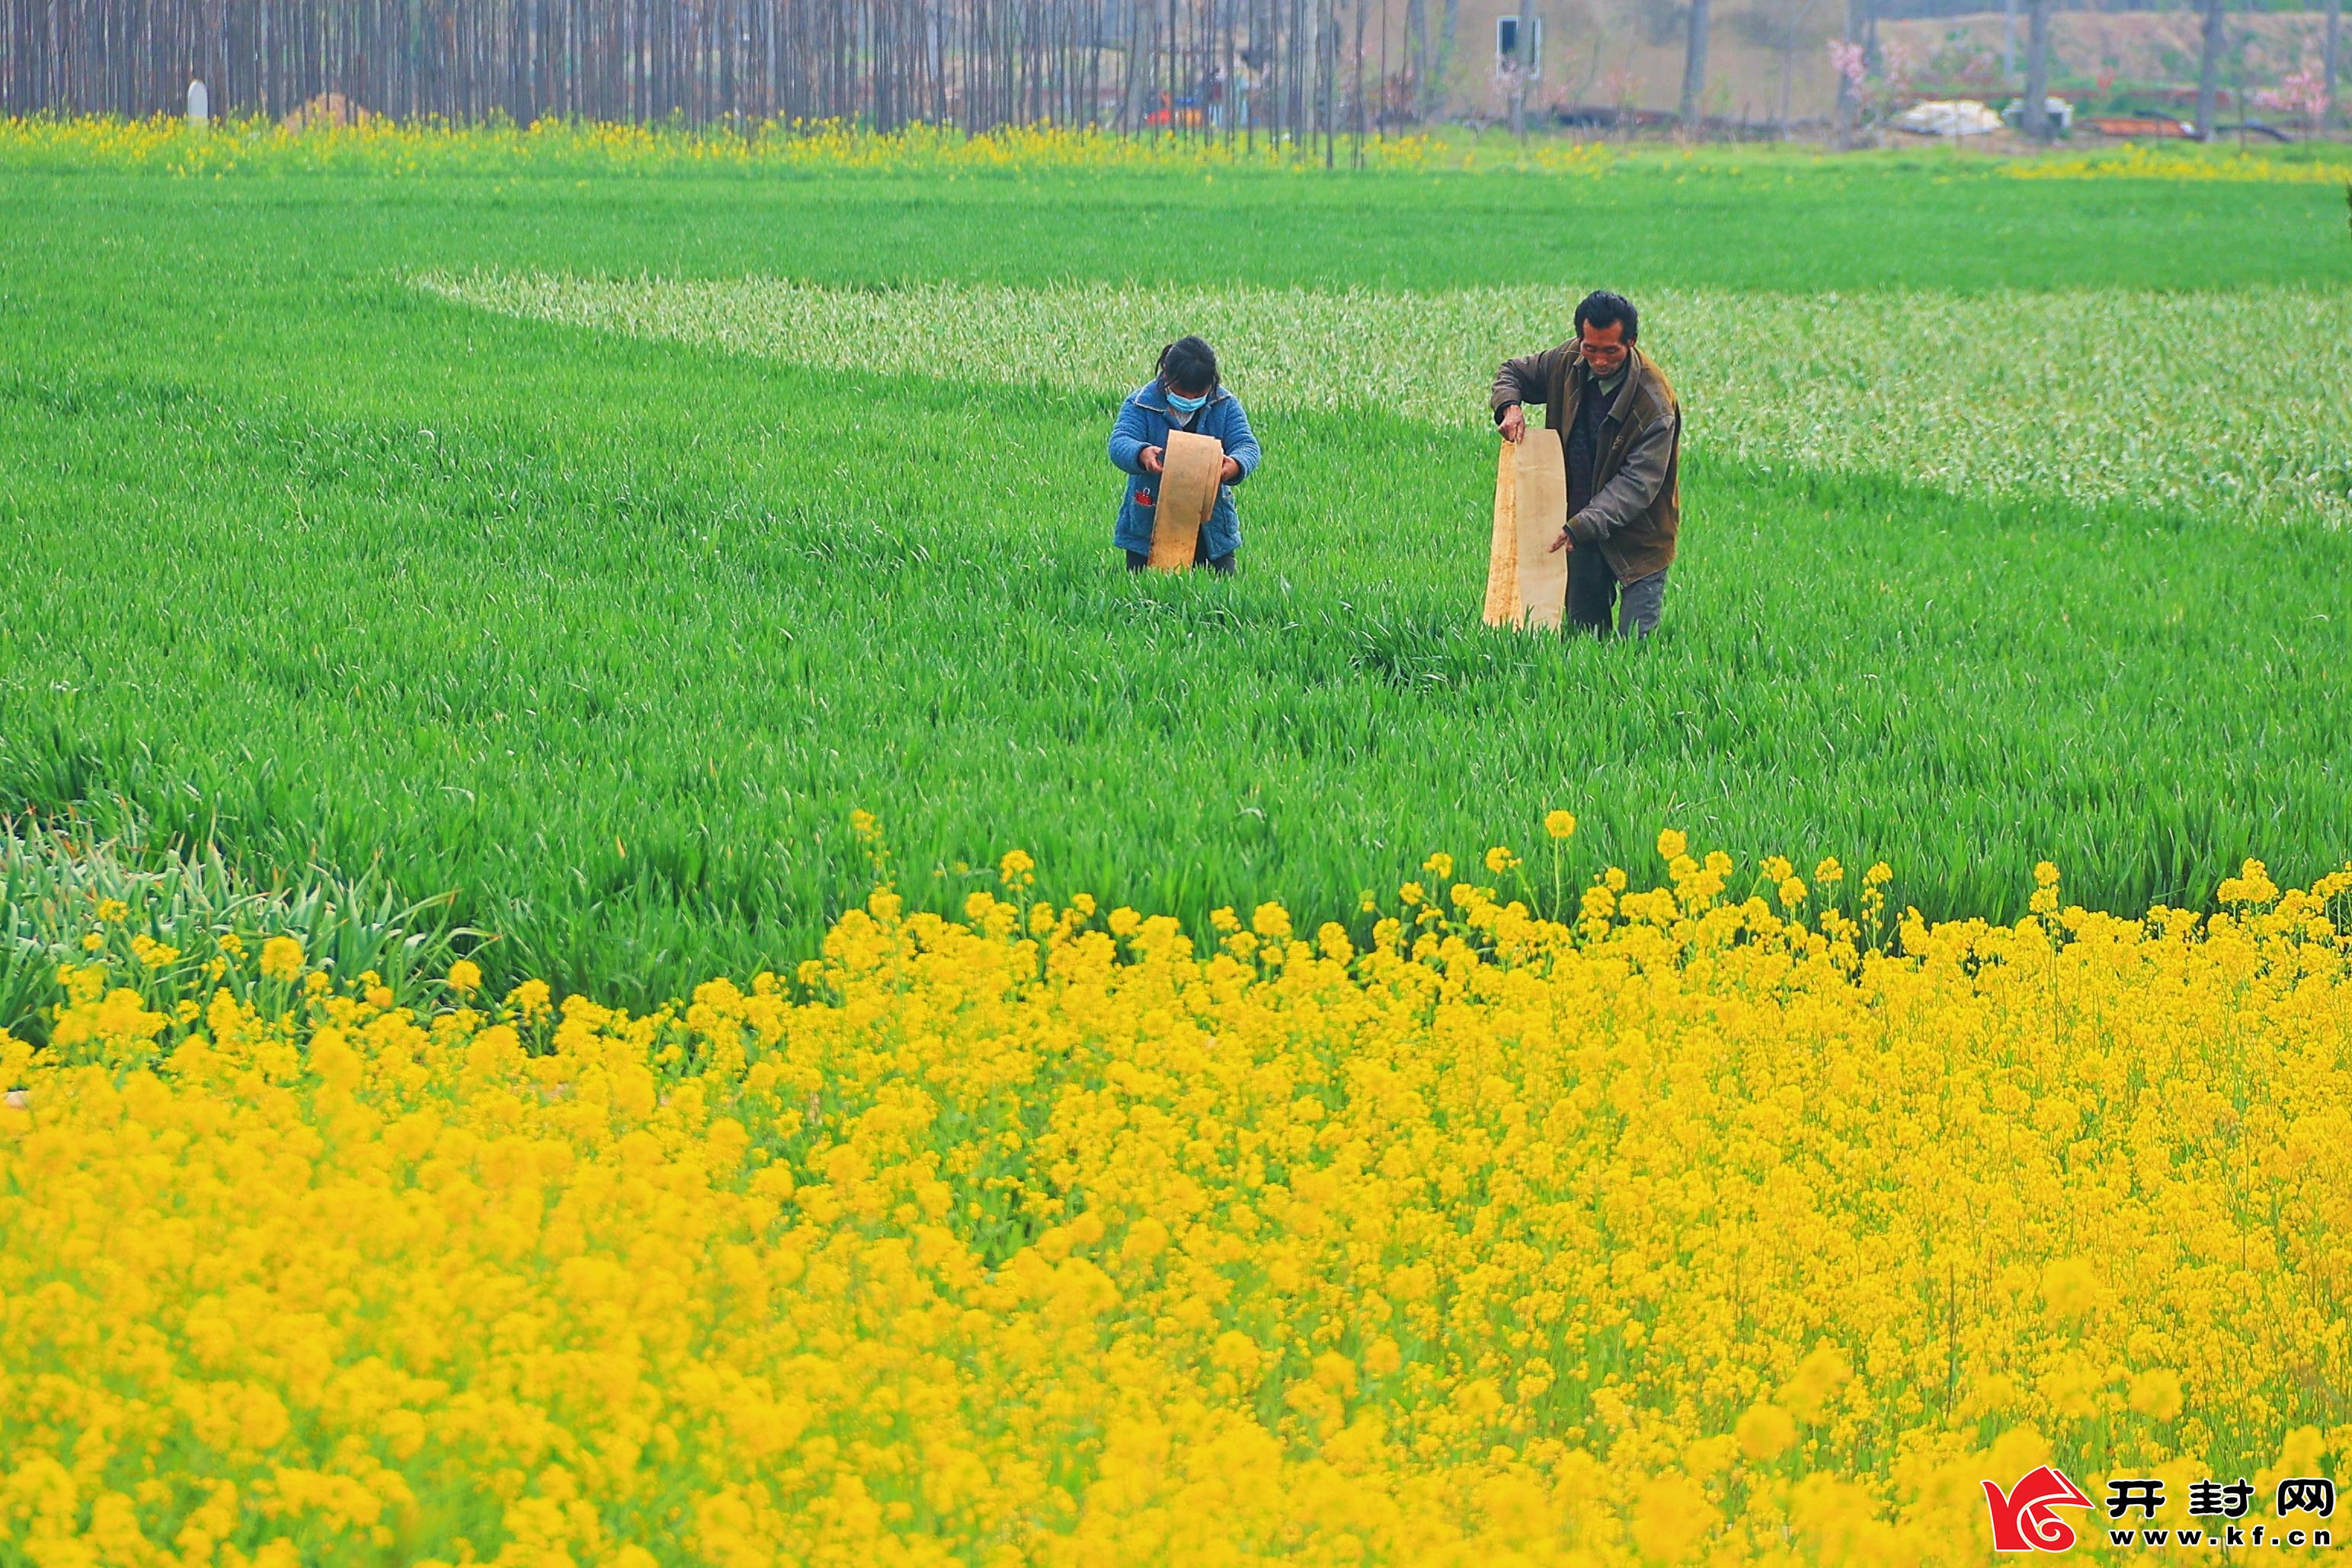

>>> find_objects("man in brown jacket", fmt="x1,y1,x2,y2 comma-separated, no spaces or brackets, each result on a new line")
1492,291,1682,637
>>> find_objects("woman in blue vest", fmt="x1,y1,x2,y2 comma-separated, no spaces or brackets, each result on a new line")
1108,337,1261,574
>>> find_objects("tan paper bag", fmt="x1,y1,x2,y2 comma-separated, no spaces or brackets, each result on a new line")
1482,427,1569,630
1149,429,1225,572
1482,440,1523,626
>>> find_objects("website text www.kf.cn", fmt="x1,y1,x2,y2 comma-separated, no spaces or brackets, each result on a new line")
1982,1465,2338,1552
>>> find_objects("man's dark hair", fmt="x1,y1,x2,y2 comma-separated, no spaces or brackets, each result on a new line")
1573,290,1639,344
1156,335,1221,395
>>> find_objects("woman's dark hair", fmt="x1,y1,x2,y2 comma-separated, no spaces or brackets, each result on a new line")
1573,290,1639,344
1156,336,1221,397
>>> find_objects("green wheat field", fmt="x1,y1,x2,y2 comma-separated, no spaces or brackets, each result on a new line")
3,133,2348,1006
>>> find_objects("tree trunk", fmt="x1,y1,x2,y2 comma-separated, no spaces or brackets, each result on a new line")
1403,0,1426,116
1352,0,1365,158
2194,0,2223,140
1833,0,1864,146
1302,0,1320,144
1438,0,1458,103
1119,0,1153,129
1678,0,1707,132
2325,0,2341,126
2021,0,2050,138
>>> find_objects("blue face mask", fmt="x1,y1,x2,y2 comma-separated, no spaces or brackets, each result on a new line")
1166,389,1208,414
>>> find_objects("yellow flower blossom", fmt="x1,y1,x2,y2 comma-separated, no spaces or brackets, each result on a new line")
257,935,303,981
2128,1368,2184,1422
2217,857,2280,905
1736,1402,1797,1460
1778,1344,1852,1424
2041,1256,2098,1320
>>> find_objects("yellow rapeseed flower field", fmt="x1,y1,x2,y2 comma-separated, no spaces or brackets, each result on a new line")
2005,142,2352,184
0,115,1608,179
15,113,2348,191
5,843,2349,1563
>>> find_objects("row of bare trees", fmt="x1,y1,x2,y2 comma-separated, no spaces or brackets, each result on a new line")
8,0,2330,140
2008,0,2338,139
2,0,1423,149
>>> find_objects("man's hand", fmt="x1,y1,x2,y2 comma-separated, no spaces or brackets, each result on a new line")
1220,456,1243,484
1549,526,1574,555
1140,446,1166,475
1498,405,1527,444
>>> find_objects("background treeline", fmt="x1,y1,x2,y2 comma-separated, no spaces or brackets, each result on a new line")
5,0,2342,136
0,0,1402,144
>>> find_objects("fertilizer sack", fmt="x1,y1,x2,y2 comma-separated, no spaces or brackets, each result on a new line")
1149,430,1225,571
1483,427,1569,631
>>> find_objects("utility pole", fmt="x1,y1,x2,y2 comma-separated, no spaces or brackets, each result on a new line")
1506,11,1528,136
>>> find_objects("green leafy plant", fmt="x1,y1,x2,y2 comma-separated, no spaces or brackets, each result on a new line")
0,817,469,1045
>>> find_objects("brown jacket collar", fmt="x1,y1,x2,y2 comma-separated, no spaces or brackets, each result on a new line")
1562,347,1653,427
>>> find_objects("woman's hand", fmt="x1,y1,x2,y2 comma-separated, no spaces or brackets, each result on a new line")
1140,446,1166,475
1220,456,1243,484
1549,526,1574,555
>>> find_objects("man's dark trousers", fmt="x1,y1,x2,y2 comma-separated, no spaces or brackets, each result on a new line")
1567,548,1669,638
1563,376,1666,637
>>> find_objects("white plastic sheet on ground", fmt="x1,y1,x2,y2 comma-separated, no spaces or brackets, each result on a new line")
1896,99,2004,136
